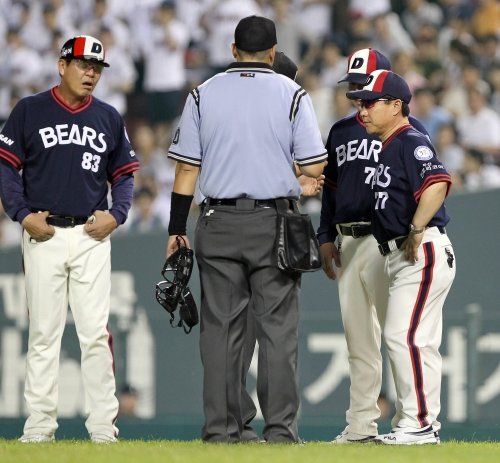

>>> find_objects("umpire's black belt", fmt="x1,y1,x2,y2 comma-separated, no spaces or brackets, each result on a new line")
378,226,446,256
339,223,372,238
46,215,89,228
205,198,279,209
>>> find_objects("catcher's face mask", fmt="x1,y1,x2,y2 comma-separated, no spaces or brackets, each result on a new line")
155,236,198,334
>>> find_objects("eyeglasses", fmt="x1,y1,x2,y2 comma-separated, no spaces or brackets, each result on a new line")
358,98,394,109
73,59,105,74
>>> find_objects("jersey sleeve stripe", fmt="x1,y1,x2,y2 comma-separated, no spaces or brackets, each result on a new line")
414,174,452,202
111,161,140,181
289,88,307,122
295,151,328,166
0,148,22,169
167,150,201,167
190,88,201,118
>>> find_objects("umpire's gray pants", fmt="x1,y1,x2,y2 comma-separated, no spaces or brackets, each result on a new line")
195,203,300,443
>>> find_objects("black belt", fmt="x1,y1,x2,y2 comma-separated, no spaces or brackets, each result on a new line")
378,226,447,256
378,236,406,256
206,198,278,209
46,215,89,228
339,223,372,238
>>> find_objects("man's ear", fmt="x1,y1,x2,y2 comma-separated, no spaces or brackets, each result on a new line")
393,99,403,117
231,43,238,59
269,45,276,65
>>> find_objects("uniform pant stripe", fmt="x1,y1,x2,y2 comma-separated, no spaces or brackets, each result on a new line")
407,241,435,427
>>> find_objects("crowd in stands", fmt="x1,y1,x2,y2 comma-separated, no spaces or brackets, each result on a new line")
0,0,499,247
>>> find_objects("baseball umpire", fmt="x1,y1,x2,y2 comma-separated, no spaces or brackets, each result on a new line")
317,48,430,443
346,70,456,445
166,16,326,443
0,35,139,443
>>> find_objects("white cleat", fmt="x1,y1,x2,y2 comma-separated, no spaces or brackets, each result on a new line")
18,433,55,443
90,432,118,444
331,428,377,444
376,425,440,445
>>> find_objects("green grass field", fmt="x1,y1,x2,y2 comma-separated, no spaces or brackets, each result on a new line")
1,439,499,463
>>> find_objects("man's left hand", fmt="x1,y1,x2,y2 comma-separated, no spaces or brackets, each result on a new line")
84,210,117,240
299,174,325,197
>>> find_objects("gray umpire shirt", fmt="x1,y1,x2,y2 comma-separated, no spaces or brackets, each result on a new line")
168,62,327,200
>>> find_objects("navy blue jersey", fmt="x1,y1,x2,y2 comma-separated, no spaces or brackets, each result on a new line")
0,88,139,218
318,112,428,244
371,125,451,243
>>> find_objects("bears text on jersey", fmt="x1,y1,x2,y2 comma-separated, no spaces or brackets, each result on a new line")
336,138,382,166
39,124,107,153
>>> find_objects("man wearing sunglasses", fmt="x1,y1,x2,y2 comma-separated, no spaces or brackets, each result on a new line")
346,70,455,445
0,35,139,443
317,48,429,444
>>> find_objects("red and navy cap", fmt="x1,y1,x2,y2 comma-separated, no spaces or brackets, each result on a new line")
60,35,110,67
338,48,391,85
346,70,412,103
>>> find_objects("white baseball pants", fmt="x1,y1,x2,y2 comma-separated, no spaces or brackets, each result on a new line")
337,232,389,436
383,227,455,429
21,225,119,437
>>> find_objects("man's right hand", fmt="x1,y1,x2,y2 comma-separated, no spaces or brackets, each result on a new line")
21,211,55,242
166,234,191,258
320,242,341,280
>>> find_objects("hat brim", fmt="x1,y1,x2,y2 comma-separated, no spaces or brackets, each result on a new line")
82,57,110,67
346,89,410,103
337,73,370,85
61,55,110,67
346,89,381,100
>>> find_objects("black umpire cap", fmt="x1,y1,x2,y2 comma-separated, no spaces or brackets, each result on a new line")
234,15,277,52
273,51,298,81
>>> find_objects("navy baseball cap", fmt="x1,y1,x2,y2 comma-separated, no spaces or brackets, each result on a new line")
338,48,391,85
60,35,110,67
273,51,298,81
346,70,412,103
234,15,277,52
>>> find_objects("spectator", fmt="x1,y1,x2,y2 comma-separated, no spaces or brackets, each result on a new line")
487,63,500,115
470,0,500,40
456,83,500,165
318,39,347,88
370,11,416,57
401,0,443,40
92,27,137,116
131,124,176,227
139,0,190,148
79,0,132,54
461,149,500,192
128,186,165,234
200,0,262,76
390,50,427,95
271,0,307,64
435,123,465,187
296,0,336,51
411,87,453,142
0,28,43,123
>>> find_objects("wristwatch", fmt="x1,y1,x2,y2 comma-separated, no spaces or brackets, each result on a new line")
409,224,425,234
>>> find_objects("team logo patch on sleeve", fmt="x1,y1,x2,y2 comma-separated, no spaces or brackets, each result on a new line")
414,146,433,161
